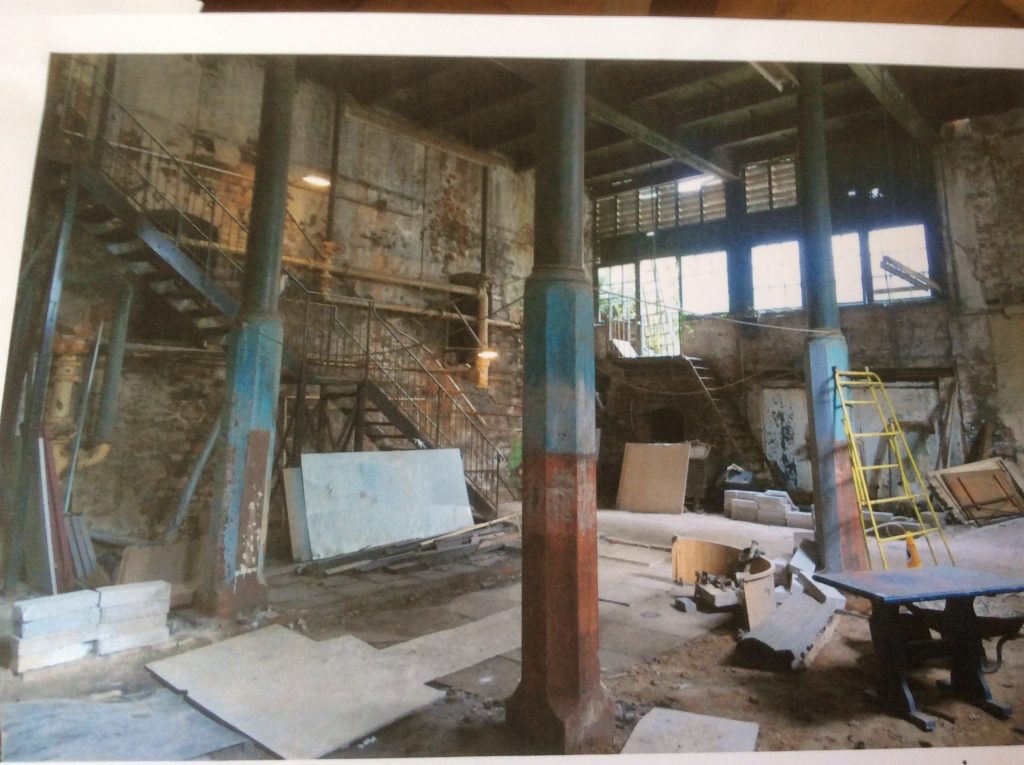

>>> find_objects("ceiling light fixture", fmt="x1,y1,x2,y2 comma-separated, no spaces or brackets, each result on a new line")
477,348,499,360
302,173,331,188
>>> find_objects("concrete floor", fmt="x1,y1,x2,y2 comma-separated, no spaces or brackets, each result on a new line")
1,509,1022,758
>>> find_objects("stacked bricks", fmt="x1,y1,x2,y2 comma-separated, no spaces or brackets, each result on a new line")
7,580,171,673
724,489,813,529
9,590,100,674
97,581,171,656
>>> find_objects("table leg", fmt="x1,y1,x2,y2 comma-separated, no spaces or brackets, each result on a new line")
869,602,936,732
938,597,1013,718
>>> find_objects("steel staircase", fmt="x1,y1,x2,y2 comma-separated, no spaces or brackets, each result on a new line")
43,57,508,519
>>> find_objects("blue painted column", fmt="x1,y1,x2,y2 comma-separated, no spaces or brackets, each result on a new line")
199,57,295,617
724,179,753,316
797,63,868,572
505,60,614,754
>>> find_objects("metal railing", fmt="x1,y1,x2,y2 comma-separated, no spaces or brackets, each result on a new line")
48,56,509,514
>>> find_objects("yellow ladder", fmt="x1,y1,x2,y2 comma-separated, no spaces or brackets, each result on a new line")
834,369,955,570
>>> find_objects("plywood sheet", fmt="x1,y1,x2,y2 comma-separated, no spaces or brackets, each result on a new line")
301,450,473,559
622,707,759,754
147,625,443,759
283,467,312,561
616,442,690,514
0,689,246,761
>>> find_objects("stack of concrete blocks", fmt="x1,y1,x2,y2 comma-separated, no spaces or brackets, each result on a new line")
97,581,171,656
723,489,814,529
7,580,172,673
9,590,100,674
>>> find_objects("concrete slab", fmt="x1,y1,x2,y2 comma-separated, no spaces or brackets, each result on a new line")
736,592,838,671
379,607,522,683
14,591,98,623
0,689,247,761
446,589,519,620
97,625,170,656
148,625,444,759
16,609,99,640
96,615,167,640
100,599,169,623
622,707,759,754
597,542,668,567
11,641,92,674
598,620,686,660
434,655,521,699
9,627,96,657
96,581,171,607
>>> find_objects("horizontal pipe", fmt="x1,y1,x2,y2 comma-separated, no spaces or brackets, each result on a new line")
323,292,520,330
283,256,479,296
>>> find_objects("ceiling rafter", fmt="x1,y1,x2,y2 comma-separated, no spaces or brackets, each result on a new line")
848,64,939,145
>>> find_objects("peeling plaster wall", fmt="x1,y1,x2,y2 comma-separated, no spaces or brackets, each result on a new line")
938,108,1024,458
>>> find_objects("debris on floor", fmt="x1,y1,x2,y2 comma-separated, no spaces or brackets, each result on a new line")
621,707,759,754
616,442,690,514
147,608,524,759
303,515,521,577
724,489,812,528
734,591,840,671
297,449,475,560
0,688,247,761
5,581,172,674
929,457,1024,525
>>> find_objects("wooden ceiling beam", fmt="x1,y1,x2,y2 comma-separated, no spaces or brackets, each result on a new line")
849,64,939,145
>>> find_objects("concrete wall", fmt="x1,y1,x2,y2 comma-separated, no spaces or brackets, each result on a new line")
937,107,1024,459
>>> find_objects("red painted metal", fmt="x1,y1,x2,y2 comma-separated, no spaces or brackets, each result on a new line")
505,453,615,753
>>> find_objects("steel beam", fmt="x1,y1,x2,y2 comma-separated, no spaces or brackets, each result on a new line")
797,64,868,573
199,57,295,617
724,179,753,315
505,59,614,754
849,64,938,146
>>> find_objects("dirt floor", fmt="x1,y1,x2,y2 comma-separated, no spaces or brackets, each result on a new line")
2,511,1023,758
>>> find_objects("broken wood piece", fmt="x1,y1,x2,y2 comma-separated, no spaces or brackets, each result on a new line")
671,537,743,584
738,557,776,630
929,458,1024,525
735,592,838,671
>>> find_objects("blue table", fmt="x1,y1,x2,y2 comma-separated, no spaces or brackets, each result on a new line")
814,566,1024,731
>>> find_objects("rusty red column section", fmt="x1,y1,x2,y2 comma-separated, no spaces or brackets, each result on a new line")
505,59,615,754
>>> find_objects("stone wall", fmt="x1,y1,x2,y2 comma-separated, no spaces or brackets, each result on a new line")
937,107,1024,458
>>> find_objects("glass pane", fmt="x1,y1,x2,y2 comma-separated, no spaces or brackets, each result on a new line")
832,232,864,305
681,250,729,315
752,240,803,311
638,256,681,357
868,224,931,302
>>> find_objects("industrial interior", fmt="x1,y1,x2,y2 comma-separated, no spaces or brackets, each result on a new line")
2,18,1024,759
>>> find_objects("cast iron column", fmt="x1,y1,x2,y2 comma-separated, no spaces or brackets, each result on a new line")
505,59,615,754
797,63,868,572
724,179,753,316
199,57,295,616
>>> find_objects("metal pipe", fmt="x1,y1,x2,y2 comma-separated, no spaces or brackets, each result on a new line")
62,323,104,515
797,63,840,330
5,181,79,593
282,255,479,295
93,283,132,444
163,415,222,545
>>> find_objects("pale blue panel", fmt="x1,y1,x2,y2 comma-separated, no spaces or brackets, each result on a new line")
300,449,473,558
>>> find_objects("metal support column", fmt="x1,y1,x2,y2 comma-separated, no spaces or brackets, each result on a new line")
797,63,868,572
199,57,296,617
725,179,753,316
505,59,615,754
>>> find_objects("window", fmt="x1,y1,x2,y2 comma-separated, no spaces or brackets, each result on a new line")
594,174,726,240
596,263,637,322
832,232,864,305
681,250,729,315
639,256,682,356
752,240,802,311
745,156,797,213
868,224,931,302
